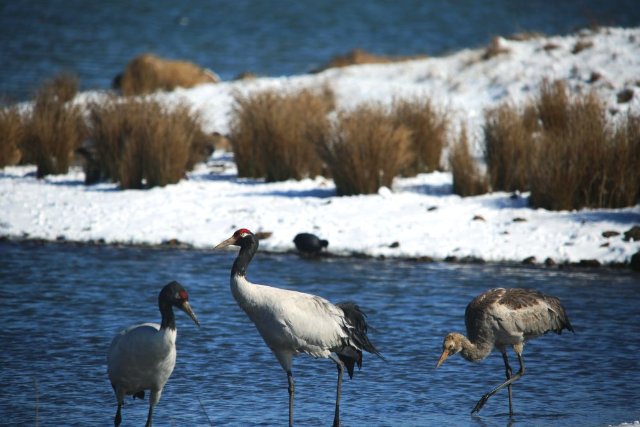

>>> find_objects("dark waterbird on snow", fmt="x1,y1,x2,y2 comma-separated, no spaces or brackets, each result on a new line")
215,228,383,427
293,232,329,255
107,281,200,427
436,287,573,416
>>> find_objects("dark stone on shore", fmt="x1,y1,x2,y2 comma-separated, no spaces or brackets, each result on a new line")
608,261,629,269
617,88,634,103
513,217,527,222
388,241,400,248
444,255,489,263
472,215,485,221
623,225,640,242
630,251,640,272
412,256,435,262
522,256,536,264
458,256,485,264
573,259,601,268
544,257,556,266
588,71,602,83
601,230,620,238
427,206,438,211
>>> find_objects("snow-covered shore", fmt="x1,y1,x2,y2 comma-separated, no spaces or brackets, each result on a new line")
2,27,639,266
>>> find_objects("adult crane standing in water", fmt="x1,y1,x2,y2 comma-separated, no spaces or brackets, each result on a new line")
215,228,383,427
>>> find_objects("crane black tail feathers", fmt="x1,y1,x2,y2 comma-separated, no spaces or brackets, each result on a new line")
336,301,384,376
562,316,574,334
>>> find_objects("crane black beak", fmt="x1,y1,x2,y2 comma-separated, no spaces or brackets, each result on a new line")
436,350,449,368
214,235,238,249
180,301,200,327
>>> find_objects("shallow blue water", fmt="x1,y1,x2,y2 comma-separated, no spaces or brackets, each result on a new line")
0,240,639,426
1,0,639,101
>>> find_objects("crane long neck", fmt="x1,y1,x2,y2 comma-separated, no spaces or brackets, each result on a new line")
159,302,176,330
459,335,493,362
231,236,258,278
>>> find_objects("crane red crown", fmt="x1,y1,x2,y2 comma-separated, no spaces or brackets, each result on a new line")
235,228,252,238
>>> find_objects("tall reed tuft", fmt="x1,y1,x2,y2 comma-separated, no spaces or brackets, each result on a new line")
0,104,27,167
528,82,630,210
484,79,640,210
315,104,411,196
483,103,537,192
392,97,449,175
87,97,209,189
229,86,334,181
449,125,489,196
23,73,86,178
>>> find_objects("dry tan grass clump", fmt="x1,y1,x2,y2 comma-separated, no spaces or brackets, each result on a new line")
229,86,334,181
483,103,537,192
483,80,640,210
449,126,489,197
392,98,449,175
315,105,411,196
506,32,545,41
0,104,27,167
313,48,427,72
572,39,594,54
113,53,219,96
529,82,640,210
482,37,511,60
86,97,211,189
608,114,640,206
22,73,86,178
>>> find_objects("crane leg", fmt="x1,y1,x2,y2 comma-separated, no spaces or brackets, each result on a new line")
329,355,345,427
114,401,122,427
472,352,525,415
502,351,514,416
287,371,295,427
145,403,154,427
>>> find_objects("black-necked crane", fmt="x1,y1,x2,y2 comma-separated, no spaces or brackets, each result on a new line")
293,232,329,255
107,281,200,427
436,287,573,416
215,228,383,427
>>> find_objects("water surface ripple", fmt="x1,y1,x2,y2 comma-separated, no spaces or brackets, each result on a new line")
0,241,638,426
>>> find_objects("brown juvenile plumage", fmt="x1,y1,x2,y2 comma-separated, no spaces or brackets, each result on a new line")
437,287,573,416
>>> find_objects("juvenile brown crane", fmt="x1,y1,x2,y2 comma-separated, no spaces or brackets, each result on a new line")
436,287,573,416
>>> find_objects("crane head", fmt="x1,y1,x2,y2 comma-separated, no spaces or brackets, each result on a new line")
214,228,254,249
436,332,464,368
160,281,200,326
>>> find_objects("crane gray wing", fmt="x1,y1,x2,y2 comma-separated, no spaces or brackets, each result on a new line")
465,288,573,343
465,288,505,342
499,288,573,338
